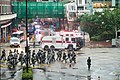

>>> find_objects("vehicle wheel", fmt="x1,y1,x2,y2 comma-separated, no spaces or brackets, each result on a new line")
10,45,13,48
44,45,49,50
18,45,20,48
38,41,41,44
74,48,79,51
50,45,55,50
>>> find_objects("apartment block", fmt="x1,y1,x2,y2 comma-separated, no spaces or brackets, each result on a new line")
0,0,17,42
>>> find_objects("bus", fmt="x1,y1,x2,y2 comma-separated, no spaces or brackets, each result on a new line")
11,31,25,42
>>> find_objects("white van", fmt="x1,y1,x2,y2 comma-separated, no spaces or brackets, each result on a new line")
10,37,20,47
11,31,25,42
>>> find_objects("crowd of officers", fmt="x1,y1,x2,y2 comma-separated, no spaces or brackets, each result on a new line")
0,48,76,69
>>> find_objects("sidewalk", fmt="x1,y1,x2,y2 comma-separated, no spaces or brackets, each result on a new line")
0,42,9,47
87,41,112,48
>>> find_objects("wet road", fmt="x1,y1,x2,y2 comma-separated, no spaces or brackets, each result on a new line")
0,42,120,80
32,48,120,80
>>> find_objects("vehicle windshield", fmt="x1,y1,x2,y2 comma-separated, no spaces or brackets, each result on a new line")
75,37,84,47
11,34,20,38
75,37,80,42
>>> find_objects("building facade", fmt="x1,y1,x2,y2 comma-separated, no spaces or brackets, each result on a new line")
64,0,92,21
15,0,62,2
64,0,92,31
0,0,17,42
93,0,119,7
92,0,120,12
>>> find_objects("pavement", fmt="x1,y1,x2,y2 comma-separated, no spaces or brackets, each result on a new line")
0,42,9,47
32,48,120,80
1,66,22,80
87,41,112,48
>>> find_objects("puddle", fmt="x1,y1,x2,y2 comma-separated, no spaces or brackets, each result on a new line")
61,67,67,69
100,52,109,53
77,53,85,55
72,67,78,69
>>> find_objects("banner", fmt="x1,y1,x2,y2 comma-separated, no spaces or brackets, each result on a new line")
12,2,65,18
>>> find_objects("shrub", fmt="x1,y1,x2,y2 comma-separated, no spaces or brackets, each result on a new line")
22,67,33,80
91,36,101,41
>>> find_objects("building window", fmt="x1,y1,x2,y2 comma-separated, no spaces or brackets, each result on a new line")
70,34,73,36
79,0,82,4
71,6,75,10
68,5,76,11
0,0,11,14
78,6,84,10
105,0,111,1
66,38,69,41
0,5,2,14
71,38,75,42
69,12,76,18
42,0,49,1
66,34,69,36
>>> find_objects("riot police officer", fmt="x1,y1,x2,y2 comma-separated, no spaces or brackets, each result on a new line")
51,50,55,62
71,50,76,63
18,51,24,66
11,53,17,68
47,49,51,64
14,49,17,53
7,52,14,69
56,49,62,61
13,51,18,65
67,50,71,62
87,57,91,70
1,49,6,61
37,49,42,64
31,50,35,60
9,50,12,54
70,50,76,63
28,50,31,65
62,52,67,63
31,50,36,67
56,50,60,61
41,51,46,64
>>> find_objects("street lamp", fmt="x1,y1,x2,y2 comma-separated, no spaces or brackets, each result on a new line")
0,24,1,54
25,0,29,73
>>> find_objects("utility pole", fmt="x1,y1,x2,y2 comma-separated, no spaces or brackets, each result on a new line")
25,0,29,73
0,24,1,55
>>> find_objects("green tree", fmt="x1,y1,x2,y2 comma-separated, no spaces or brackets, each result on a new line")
78,8,120,41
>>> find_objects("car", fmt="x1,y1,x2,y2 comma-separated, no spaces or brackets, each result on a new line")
10,37,20,48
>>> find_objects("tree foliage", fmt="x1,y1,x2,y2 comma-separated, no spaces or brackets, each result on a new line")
78,8,120,41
